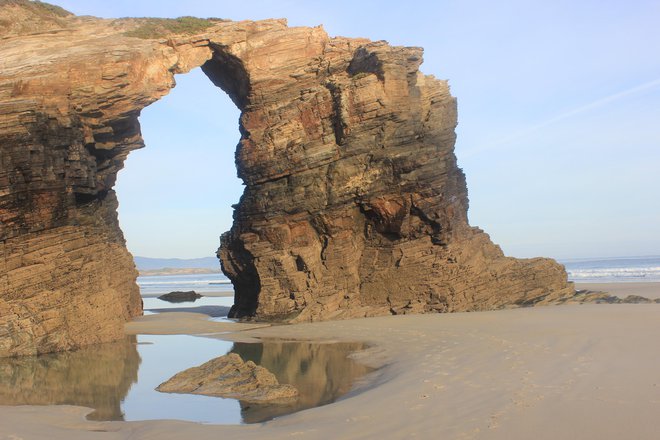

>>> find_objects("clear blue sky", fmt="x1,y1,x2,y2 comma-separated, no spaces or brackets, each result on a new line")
48,0,660,260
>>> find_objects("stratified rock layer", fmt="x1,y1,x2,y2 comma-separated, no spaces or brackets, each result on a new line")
156,352,299,403
0,2,573,355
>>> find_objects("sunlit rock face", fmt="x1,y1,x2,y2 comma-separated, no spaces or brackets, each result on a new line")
0,1,573,355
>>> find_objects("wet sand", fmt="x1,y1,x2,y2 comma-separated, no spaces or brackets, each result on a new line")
124,312,269,335
575,281,660,299
1,283,660,439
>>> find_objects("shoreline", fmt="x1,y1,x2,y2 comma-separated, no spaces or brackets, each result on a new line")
574,281,660,299
2,283,660,439
141,291,234,298
138,269,223,277
138,283,660,300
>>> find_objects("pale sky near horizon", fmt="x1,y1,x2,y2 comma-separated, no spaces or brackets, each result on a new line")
47,0,660,260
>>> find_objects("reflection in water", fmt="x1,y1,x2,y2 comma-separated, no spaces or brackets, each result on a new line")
0,336,140,420
121,334,240,424
0,335,373,424
232,340,373,423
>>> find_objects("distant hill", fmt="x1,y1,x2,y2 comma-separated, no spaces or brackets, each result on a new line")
133,256,220,271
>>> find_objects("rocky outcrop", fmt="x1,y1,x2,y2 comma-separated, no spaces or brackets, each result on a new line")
0,1,573,355
156,352,299,403
158,291,203,303
558,290,659,305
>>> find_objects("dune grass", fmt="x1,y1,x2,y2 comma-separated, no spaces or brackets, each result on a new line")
124,16,216,39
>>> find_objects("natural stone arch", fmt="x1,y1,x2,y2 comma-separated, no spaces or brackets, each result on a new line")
0,2,572,356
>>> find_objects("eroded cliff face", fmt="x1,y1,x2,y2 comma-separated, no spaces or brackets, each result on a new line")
0,1,573,356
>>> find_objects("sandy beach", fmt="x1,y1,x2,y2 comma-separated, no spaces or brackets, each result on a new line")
1,1,656,437
575,282,660,299
1,282,659,439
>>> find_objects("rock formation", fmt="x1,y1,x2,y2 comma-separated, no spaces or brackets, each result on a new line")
158,291,203,303
557,290,659,305
0,1,573,356
156,352,299,403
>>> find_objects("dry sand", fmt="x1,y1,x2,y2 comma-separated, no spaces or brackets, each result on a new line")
1,282,660,439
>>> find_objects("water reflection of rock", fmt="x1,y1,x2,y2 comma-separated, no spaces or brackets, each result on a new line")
231,341,372,423
0,336,140,421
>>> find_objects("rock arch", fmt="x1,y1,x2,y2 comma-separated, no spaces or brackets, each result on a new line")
0,3,572,356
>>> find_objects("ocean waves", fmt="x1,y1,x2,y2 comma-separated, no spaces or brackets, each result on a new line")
561,256,660,282
137,273,233,295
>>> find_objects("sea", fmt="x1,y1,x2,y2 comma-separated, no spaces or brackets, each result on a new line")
136,256,660,299
137,272,234,314
137,272,233,297
560,256,660,283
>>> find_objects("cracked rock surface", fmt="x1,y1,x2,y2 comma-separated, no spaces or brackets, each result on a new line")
156,352,299,403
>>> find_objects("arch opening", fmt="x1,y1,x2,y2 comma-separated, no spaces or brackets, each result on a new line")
115,65,243,269
0,10,576,358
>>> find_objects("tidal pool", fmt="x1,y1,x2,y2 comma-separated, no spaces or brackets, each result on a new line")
232,339,374,423
0,334,373,424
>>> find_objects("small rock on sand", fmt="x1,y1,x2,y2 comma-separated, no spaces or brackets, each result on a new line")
157,291,203,303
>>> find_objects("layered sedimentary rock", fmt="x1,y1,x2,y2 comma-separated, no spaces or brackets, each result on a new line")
157,352,299,403
0,1,573,355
